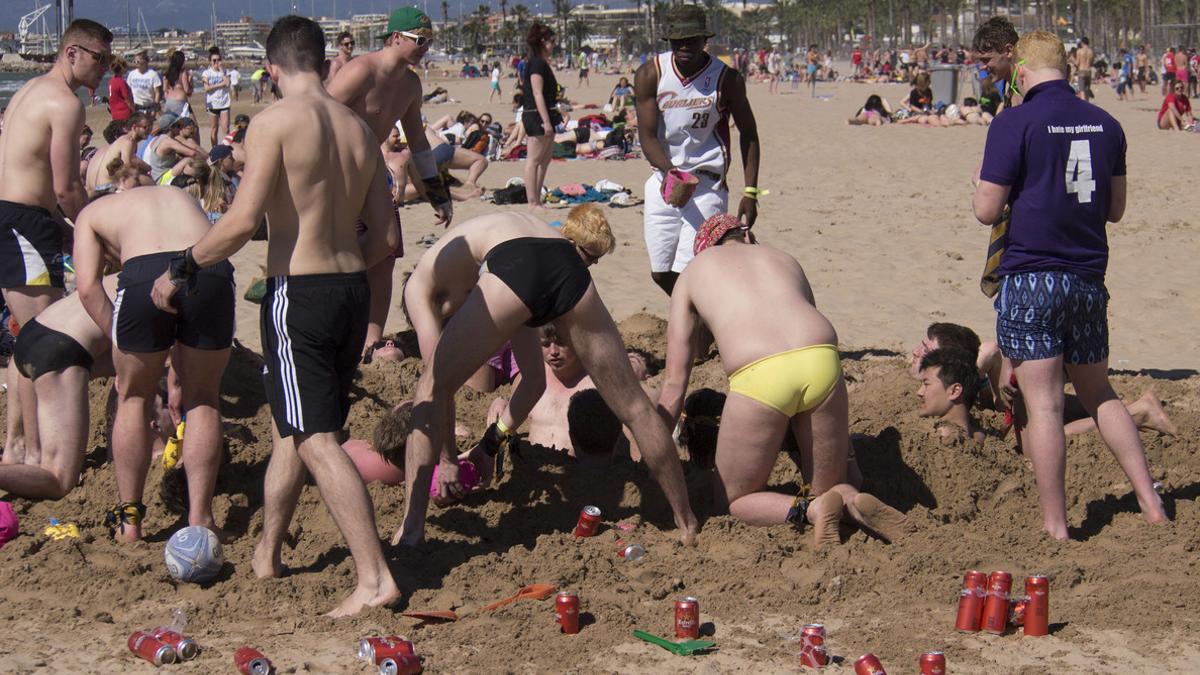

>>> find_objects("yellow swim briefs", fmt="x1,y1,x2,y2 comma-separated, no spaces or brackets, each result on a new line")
727,344,842,417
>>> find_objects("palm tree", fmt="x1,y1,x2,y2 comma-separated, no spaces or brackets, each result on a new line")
512,3,531,42
553,0,572,40
500,0,509,26
440,1,451,49
567,17,590,53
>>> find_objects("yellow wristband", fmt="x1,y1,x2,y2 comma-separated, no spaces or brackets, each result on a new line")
496,417,512,437
743,187,769,199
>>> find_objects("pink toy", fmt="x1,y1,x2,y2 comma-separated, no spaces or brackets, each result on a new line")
661,168,698,207
0,502,19,549
430,460,480,497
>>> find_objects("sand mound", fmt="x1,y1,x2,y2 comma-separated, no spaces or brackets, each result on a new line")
2,315,1198,673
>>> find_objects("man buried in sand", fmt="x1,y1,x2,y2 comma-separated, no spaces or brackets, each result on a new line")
73,187,234,544
484,325,655,458
973,31,1167,539
151,16,399,617
657,214,912,549
916,348,986,445
394,204,699,548
0,276,117,499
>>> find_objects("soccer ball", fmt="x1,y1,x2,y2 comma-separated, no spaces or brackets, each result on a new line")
164,526,224,583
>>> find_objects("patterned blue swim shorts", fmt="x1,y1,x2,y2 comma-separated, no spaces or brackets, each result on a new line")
994,270,1109,365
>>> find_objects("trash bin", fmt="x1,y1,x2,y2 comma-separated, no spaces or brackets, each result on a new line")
930,64,960,106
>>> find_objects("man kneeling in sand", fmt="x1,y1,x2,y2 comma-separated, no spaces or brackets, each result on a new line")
657,214,912,549
395,205,699,547
0,277,117,499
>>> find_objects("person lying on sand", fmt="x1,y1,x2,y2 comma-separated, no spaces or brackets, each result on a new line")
0,277,117,500
484,325,655,459
910,322,1177,437
916,348,986,445
394,205,699,548
657,214,913,549
344,402,412,486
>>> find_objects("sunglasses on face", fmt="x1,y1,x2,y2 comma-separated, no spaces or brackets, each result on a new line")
399,31,433,47
577,245,602,266
73,44,112,65
343,42,355,47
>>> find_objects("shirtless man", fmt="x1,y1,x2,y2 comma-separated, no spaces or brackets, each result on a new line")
0,276,116,499
1135,45,1150,95
151,16,399,617
635,4,761,295
393,205,699,547
657,214,912,549
327,7,453,360
0,19,111,464
87,112,152,195
74,187,234,543
972,17,1020,107
1074,37,1094,100
327,31,356,83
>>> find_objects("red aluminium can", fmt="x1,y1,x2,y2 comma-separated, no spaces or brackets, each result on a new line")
128,631,177,666
982,570,1013,634
798,623,828,668
919,651,946,675
151,628,199,660
234,646,272,675
674,597,700,639
379,654,423,675
359,636,416,664
854,653,887,675
955,569,987,632
1024,574,1049,637
556,591,581,634
573,505,602,537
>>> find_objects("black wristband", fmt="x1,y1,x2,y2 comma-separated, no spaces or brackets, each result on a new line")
481,422,504,457
169,247,201,282
421,175,452,208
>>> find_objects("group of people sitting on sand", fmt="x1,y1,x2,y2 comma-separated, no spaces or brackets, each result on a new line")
848,73,1004,126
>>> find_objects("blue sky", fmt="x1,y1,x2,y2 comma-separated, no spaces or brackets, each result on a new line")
3,1,642,34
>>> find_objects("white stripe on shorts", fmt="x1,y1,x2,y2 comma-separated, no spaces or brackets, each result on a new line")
271,277,305,431
110,288,125,349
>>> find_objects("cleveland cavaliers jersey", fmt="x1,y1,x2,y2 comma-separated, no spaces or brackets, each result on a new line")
654,51,731,180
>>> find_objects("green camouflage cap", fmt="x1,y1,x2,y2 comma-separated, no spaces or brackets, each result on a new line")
662,4,714,41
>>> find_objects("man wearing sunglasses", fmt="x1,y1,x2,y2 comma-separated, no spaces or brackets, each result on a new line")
327,7,453,364
327,30,356,82
0,19,112,464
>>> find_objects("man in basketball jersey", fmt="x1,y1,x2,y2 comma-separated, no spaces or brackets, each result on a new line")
634,4,761,295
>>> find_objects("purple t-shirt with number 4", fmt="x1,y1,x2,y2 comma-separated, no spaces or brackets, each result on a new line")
980,79,1127,280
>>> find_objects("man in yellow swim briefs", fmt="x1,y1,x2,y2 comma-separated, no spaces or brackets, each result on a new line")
657,213,912,549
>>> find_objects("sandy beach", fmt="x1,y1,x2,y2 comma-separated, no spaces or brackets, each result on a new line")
0,68,1197,673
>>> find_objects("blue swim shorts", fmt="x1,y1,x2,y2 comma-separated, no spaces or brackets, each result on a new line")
994,270,1109,365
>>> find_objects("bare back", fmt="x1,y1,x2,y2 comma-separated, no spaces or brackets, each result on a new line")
329,54,422,142
79,186,214,262
676,242,837,373
88,135,134,191
406,212,569,331
250,92,382,275
1077,45,1095,72
0,73,84,212
34,275,118,355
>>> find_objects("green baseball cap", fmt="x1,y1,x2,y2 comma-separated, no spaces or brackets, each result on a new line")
380,7,434,40
662,4,714,41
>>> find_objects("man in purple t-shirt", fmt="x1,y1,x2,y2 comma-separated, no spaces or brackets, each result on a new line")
973,31,1167,541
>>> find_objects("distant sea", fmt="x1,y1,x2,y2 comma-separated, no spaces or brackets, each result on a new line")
0,71,106,109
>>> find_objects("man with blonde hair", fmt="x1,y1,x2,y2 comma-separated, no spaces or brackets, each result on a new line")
394,204,700,548
973,31,1167,540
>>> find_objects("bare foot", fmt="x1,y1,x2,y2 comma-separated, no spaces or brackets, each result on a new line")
112,522,142,544
251,541,283,579
325,577,401,618
807,491,844,550
1137,391,1178,436
852,493,915,543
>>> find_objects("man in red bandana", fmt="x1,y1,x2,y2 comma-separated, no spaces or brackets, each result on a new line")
657,214,912,549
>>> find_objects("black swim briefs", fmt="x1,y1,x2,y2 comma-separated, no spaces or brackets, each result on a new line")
113,251,236,353
484,237,591,327
521,109,563,138
13,318,94,381
260,272,369,438
0,200,64,289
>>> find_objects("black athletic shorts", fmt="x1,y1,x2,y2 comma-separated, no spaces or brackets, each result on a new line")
0,200,64,289
521,109,563,137
484,237,591,327
13,318,93,381
113,251,236,353
260,272,369,438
